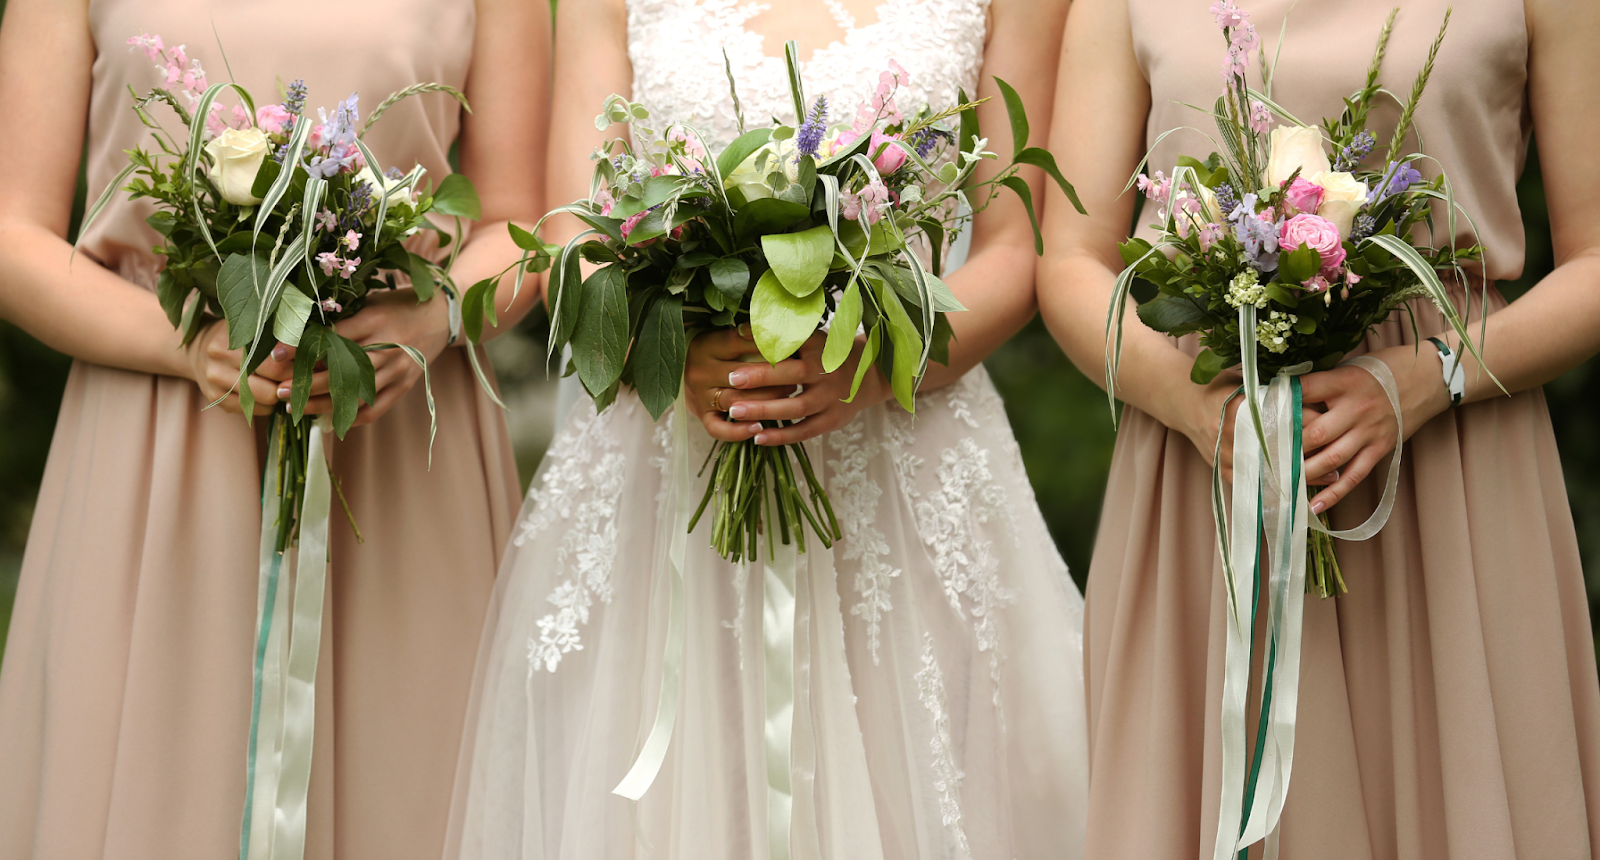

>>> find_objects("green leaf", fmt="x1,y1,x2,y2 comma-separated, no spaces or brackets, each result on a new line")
1000,175,1043,254
750,269,826,364
156,269,188,328
325,333,378,439
431,173,482,219
733,197,810,240
508,221,544,251
408,252,436,301
216,253,269,350
461,277,499,343
633,295,686,420
762,225,834,297
716,128,774,180
546,245,583,354
1136,293,1211,334
290,322,331,421
610,174,683,220
1014,147,1086,215
250,158,282,201
708,257,750,304
846,323,882,403
920,271,966,312
1263,281,1299,308
1190,347,1226,385
958,88,981,158
875,276,923,412
1277,245,1322,285
823,277,863,372
571,265,629,396
179,292,207,346
993,77,1029,158
273,287,315,347
929,313,955,366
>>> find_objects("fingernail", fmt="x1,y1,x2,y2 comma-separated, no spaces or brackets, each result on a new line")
272,346,287,361
1312,501,1326,514
1329,469,1340,481
276,386,290,399
754,433,768,445
728,404,748,419
729,370,749,387
738,323,753,339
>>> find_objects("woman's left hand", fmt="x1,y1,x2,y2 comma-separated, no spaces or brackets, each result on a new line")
1299,344,1453,513
254,288,452,427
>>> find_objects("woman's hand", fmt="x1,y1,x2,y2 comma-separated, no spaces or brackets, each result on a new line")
255,289,452,427
684,326,890,446
1175,368,1337,488
1299,344,1451,513
185,320,282,416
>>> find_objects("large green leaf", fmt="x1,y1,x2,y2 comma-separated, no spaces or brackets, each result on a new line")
324,332,378,439
273,287,315,347
733,198,810,240
920,270,966,312
750,269,826,364
156,269,188,328
216,253,269,350
1190,347,1226,384
762,225,834,297
431,173,482,219
461,276,499,343
408,252,436,302
875,277,923,412
1277,245,1322,285
633,295,686,420
1135,293,1212,334
823,277,863,372
709,257,751,304
571,265,629,397
846,323,882,402
290,322,331,421
716,128,774,180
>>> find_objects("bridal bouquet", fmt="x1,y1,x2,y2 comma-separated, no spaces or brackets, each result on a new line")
522,42,1080,563
1105,6,1495,857
80,34,499,860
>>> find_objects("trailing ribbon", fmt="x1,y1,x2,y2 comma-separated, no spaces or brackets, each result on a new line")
613,390,820,859
241,415,333,860
1211,306,1403,860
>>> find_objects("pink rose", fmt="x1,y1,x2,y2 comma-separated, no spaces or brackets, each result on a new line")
256,104,294,135
1283,178,1324,215
869,132,907,175
1279,213,1346,275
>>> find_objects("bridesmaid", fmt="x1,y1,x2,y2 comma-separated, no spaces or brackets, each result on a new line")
0,1,546,857
1038,0,1600,856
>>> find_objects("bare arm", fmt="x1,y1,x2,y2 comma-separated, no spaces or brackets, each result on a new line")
543,0,632,260
705,0,1073,445
0,0,193,379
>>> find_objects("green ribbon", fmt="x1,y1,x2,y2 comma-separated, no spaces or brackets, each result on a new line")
241,415,333,860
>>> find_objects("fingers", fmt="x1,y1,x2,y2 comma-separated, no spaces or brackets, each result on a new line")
750,409,844,447
277,370,332,401
726,356,820,390
727,391,825,423
698,410,764,442
689,324,757,361
255,344,297,381
1310,447,1383,514
1300,431,1361,487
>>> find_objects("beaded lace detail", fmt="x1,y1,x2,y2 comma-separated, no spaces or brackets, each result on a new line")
626,0,990,152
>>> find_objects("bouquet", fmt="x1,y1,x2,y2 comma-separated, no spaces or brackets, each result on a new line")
1104,7,1497,857
79,35,506,860
525,42,1081,563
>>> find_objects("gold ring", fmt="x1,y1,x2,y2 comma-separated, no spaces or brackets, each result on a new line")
711,387,726,412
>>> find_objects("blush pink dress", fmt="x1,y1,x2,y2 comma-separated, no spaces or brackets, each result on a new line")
1084,1,1600,858
0,2,521,858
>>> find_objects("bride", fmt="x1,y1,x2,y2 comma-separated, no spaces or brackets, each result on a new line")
448,1,1087,857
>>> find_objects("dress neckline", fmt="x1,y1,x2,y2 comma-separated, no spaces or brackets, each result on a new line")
723,0,898,66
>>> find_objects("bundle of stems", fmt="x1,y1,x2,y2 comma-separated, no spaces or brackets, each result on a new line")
688,431,840,564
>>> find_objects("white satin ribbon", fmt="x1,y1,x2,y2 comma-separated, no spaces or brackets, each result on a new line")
243,415,333,860
764,544,798,860
1212,346,1403,860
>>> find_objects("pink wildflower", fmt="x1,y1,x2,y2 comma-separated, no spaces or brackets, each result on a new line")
316,251,342,277
341,230,362,252
257,104,294,135
319,298,343,314
338,257,360,279
316,209,339,232
1199,222,1225,251
1249,100,1273,135
1136,170,1172,208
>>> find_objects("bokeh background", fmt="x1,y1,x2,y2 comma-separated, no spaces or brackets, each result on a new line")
0,0,1595,670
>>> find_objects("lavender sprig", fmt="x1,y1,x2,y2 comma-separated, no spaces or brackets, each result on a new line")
1332,130,1375,173
795,95,828,160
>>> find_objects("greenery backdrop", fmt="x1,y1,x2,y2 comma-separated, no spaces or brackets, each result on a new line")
0,0,1594,667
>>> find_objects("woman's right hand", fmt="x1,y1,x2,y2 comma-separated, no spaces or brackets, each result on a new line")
184,320,283,416
1174,370,1338,487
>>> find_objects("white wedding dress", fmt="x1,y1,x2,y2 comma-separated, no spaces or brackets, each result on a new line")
448,2,1088,858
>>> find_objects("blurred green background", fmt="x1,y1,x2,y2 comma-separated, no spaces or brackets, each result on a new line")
0,0,1595,669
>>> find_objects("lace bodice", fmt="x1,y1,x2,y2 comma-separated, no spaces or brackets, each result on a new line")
626,0,990,151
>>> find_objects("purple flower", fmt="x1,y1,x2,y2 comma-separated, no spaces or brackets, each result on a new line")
1228,192,1280,272
1214,182,1239,217
1350,214,1377,241
1368,160,1423,204
795,96,828,160
1332,131,1375,172
284,80,307,116
908,127,948,158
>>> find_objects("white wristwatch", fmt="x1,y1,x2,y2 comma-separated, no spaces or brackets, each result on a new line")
1427,337,1464,407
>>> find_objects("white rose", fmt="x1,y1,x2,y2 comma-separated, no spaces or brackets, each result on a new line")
1265,125,1331,190
205,127,270,206
724,154,774,201
354,165,418,208
1310,170,1369,238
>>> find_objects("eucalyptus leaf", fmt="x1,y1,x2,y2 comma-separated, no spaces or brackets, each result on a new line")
750,269,826,364
762,225,834,297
